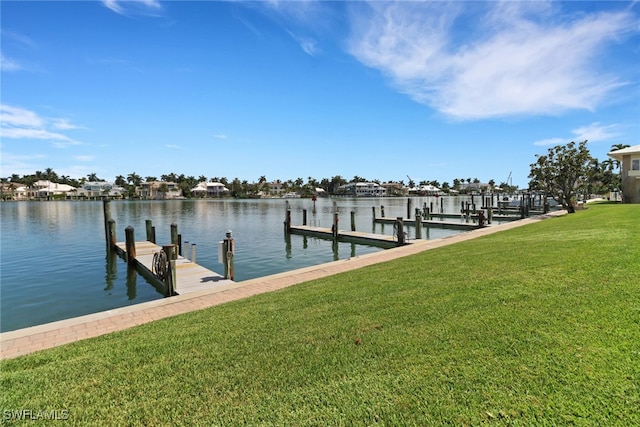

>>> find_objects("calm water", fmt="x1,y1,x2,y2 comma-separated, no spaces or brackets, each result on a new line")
1,196,477,332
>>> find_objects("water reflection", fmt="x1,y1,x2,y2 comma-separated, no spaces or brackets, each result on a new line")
104,250,118,292
284,232,292,259
126,265,137,300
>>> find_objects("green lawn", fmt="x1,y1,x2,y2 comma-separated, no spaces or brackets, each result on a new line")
2,203,639,425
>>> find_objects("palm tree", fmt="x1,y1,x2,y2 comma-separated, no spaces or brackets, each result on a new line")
44,168,58,182
127,172,142,186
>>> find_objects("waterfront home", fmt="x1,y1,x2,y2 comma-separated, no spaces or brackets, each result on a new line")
190,181,229,197
458,182,491,193
269,180,285,197
380,182,406,196
608,144,640,203
18,180,78,199
137,181,182,199
77,181,126,199
408,184,442,196
338,182,386,197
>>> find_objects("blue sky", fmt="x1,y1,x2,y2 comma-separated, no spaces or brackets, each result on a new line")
1,0,638,188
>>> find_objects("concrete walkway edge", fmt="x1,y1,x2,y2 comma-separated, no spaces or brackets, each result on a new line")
1,210,567,360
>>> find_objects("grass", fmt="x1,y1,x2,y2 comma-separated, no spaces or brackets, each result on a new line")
1,203,639,425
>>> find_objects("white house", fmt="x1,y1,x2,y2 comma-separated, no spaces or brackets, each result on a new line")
338,182,386,197
77,181,126,199
191,181,229,197
608,144,640,203
30,180,78,198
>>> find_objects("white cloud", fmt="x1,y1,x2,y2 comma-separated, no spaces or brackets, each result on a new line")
102,0,163,16
1,54,23,72
1,104,43,128
0,104,83,148
0,127,74,142
213,134,227,140
571,122,621,143
533,122,621,147
287,30,319,56
164,144,181,149
533,137,565,147
52,118,85,130
347,2,638,120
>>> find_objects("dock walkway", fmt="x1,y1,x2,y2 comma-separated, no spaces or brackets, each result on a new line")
114,241,234,295
289,225,398,247
374,216,481,231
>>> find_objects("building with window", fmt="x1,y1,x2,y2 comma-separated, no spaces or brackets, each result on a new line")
29,180,78,199
608,144,640,203
78,181,125,199
338,182,386,197
190,181,229,197
137,181,183,199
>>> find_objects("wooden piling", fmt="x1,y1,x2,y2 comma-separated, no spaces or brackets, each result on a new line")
107,219,117,250
350,211,356,231
407,198,412,219
381,205,385,217
125,226,136,264
303,209,307,226
145,219,153,242
103,199,112,247
415,213,422,239
284,209,291,234
332,211,339,240
191,243,197,264
372,206,376,221
395,217,405,245
162,244,177,296
223,231,234,280
170,223,179,250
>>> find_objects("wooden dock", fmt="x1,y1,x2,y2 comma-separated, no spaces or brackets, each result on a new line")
114,241,234,295
289,226,399,247
374,217,481,231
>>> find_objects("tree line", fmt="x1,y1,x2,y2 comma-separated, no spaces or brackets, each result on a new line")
2,142,625,201
1,170,519,198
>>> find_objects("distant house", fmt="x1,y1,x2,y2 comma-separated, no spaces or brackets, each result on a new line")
137,181,183,199
30,180,77,199
269,180,285,197
190,181,229,198
77,181,125,199
338,182,386,197
458,182,490,193
408,184,442,196
380,182,406,196
608,144,640,203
